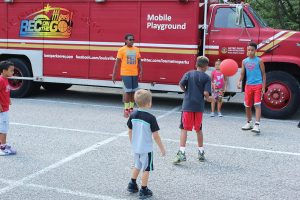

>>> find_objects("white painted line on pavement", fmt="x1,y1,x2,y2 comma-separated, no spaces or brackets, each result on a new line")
0,106,180,195
163,138,300,156
27,183,126,200
0,178,125,200
11,122,118,136
15,98,299,124
15,98,169,113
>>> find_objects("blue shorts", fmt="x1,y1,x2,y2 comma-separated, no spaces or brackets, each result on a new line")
0,111,9,134
122,76,138,93
134,152,154,171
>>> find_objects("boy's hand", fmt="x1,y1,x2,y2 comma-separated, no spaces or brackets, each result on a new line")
160,148,166,157
112,74,116,84
205,96,214,103
262,86,266,94
237,82,242,89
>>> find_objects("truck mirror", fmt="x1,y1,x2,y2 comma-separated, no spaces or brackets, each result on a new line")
235,4,244,26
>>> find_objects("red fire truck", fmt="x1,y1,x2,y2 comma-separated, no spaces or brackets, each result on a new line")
0,0,299,119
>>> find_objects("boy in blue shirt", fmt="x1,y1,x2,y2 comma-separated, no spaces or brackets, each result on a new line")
127,89,165,199
237,42,266,134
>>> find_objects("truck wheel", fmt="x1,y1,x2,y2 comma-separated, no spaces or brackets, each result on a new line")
262,71,300,119
42,83,72,91
8,58,37,98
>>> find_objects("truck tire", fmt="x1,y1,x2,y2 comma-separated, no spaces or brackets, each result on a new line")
262,71,300,119
42,83,72,91
8,58,37,98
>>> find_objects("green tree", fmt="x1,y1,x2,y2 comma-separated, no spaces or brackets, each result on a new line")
248,0,299,30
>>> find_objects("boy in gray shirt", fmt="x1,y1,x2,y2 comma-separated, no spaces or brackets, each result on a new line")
127,89,165,199
173,56,213,164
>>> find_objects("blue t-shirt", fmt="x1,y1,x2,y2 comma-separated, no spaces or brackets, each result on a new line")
127,109,160,154
179,70,211,112
243,56,262,85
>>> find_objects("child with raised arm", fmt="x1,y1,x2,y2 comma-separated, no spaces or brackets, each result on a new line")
127,89,165,199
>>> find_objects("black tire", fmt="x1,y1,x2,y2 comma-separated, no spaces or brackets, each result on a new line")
262,71,300,119
42,83,72,91
8,58,37,98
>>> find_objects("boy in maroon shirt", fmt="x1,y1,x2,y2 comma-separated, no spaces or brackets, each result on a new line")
0,61,16,156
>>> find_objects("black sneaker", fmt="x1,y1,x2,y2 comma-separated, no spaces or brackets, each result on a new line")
127,181,139,193
139,187,153,199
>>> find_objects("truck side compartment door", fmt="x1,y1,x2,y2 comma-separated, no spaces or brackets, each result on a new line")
206,6,259,67
89,1,140,80
0,2,7,48
42,2,90,78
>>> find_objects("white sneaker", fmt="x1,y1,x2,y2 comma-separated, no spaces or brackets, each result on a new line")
241,122,253,130
251,124,260,134
210,112,215,117
218,112,223,117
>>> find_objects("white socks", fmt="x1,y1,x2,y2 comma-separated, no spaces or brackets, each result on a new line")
179,147,185,153
180,147,204,153
198,147,204,153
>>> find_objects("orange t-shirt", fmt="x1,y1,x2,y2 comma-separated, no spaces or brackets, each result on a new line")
117,46,141,76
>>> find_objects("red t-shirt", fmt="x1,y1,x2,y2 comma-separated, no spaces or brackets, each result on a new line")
0,76,10,112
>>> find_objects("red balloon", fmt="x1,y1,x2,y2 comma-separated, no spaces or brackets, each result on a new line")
220,59,238,77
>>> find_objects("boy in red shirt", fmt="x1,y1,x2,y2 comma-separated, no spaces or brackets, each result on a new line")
0,61,16,156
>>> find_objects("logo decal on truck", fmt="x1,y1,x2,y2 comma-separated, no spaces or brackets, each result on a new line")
19,4,73,38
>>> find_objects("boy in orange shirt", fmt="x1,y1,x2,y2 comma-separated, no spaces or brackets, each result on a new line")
112,34,143,118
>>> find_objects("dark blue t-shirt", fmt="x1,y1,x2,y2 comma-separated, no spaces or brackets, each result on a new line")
179,70,211,112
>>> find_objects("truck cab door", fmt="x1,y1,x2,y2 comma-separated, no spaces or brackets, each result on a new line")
206,6,259,67
0,2,7,48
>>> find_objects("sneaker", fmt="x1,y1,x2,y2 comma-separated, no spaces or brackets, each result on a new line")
210,112,215,117
251,124,260,134
139,187,153,199
241,122,253,130
198,150,205,162
0,145,16,156
218,112,223,117
123,109,130,118
127,181,139,193
173,150,186,164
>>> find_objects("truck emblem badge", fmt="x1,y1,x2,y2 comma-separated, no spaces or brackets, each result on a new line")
221,47,227,54
19,4,73,38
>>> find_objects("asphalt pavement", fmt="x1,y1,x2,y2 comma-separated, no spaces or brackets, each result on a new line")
0,86,299,200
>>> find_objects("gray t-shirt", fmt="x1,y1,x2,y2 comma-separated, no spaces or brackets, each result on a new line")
127,109,160,154
179,70,211,112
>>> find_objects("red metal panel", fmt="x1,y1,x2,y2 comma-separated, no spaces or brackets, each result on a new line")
41,2,90,78
139,1,199,83
0,3,7,48
89,1,139,80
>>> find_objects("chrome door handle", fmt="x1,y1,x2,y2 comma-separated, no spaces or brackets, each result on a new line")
210,29,221,32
